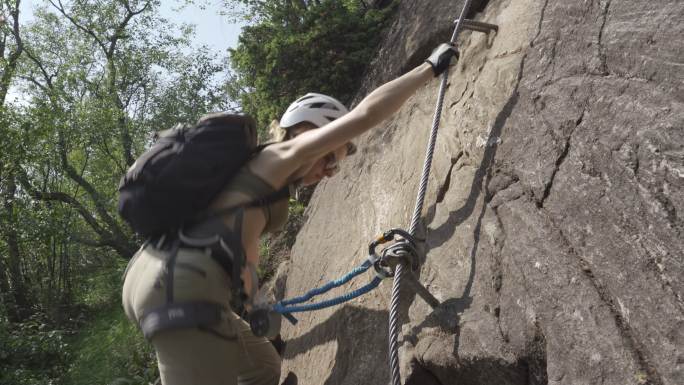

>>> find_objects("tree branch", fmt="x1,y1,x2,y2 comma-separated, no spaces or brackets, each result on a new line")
70,234,112,248
56,131,126,239
108,0,150,58
18,74,48,95
104,1,151,167
95,130,127,176
49,0,107,53
1,165,29,318
22,46,55,90
15,167,109,237
17,168,137,258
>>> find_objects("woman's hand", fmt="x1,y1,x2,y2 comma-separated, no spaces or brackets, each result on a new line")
425,43,459,77
241,260,259,310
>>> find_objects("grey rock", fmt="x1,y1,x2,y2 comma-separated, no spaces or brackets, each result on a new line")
278,0,684,384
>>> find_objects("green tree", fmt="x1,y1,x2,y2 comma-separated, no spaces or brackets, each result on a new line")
0,1,231,383
0,0,230,321
17,0,228,260
227,0,395,133
0,0,29,322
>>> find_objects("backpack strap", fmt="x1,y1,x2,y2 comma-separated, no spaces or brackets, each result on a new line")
227,208,250,312
137,237,227,340
248,184,291,208
192,183,291,225
164,239,181,303
138,210,248,340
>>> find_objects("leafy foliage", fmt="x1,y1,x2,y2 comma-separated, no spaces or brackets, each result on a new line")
1,0,231,313
1,1,229,383
0,314,70,385
63,306,157,385
0,264,154,385
228,0,396,134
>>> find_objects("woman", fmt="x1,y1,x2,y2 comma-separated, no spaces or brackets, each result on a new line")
122,43,458,385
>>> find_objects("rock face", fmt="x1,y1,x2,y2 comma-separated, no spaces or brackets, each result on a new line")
278,0,683,384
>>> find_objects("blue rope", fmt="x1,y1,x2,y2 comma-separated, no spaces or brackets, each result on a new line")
278,260,372,307
273,276,382,314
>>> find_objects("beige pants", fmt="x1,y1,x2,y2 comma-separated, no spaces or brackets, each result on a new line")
122,245,281,385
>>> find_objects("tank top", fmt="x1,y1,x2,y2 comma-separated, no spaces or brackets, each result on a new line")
222,167,290,234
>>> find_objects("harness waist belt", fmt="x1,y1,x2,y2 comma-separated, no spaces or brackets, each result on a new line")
140,301,224,339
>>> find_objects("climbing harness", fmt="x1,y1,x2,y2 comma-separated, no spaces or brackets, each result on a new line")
126,8,500,384
137,209,253,340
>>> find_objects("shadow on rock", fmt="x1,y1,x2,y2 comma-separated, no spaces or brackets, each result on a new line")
404,319,549,385
404,78,520,339
398,63,530,385
403,192,484,351
425,78,520,249
402,202,542,384
404,355,531,385
283,306,390,385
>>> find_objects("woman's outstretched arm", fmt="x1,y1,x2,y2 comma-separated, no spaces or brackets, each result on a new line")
250,63,434,187
253,44,457,188
288,62,434,160
288,43,458,163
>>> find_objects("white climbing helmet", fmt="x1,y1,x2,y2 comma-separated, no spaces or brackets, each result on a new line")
279,93,349,129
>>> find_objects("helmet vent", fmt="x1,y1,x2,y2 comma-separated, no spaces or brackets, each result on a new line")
309,102,338,110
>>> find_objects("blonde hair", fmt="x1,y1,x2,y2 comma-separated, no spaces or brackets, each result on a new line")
281,121,317,141
268,119,288,142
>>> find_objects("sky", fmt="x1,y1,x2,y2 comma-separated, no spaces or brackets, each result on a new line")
18,0,246,52
9,0,246,104
157,1,246,52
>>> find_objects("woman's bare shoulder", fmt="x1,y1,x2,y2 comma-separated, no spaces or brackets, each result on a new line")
246,141,300,189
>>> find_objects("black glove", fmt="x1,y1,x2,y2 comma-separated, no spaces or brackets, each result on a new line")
425,43,459,77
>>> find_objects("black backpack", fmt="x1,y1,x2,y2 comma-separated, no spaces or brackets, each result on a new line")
117,112,259,238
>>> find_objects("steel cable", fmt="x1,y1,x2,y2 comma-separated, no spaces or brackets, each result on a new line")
388,1,474,384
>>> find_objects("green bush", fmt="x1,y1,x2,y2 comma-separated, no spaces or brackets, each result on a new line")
0,313,69,385
0,304,157,385
63,306,157,385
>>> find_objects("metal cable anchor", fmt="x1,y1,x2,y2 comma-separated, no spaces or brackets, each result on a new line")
453,18,499,34
368,228,440,309
368,229,417,276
